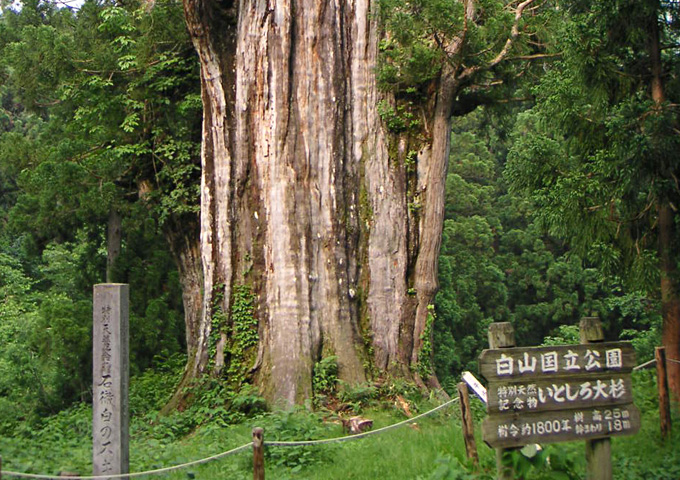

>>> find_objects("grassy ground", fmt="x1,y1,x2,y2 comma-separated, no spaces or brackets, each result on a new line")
1,370,678,479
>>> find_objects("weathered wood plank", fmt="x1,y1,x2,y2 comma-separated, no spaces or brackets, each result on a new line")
458,382,479,465
488,322,515,350
586,437,612,480
486,373,634,414
253,427,264,480
580,316,605,343
581,316,612,480
482,404,640,448
479,342,636,381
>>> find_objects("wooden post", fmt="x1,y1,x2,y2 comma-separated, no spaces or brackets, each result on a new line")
457,382,479,466
656,346,671,440
580,317,612,480
579,317,604,344
488,322,515,480
253,427,265,480
488,322,515,352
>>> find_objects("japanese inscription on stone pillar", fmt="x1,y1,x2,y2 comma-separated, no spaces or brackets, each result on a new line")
93,284,129,478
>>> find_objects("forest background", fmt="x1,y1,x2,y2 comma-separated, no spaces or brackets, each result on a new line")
0,0,677,463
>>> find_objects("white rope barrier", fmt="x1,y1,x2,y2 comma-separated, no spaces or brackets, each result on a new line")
632,357,680,370
633,359,656,370
1,397,460,479
266,396,460,447
2,443,252,479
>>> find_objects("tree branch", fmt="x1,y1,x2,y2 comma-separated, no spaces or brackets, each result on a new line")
460,0,537,81
35,99,62,107
487,0,537,67
68,143,109,180
506,52,562,61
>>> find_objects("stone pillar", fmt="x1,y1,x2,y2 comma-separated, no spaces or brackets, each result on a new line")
93,284,130,478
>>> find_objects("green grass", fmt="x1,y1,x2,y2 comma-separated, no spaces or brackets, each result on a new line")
1,371,678,479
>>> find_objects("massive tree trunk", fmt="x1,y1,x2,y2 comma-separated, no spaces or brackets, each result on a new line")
177,0,537,406
178,0,471,405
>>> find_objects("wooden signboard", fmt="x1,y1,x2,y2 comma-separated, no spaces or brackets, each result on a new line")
486,373,634,414
479,342,636,381
482,403,640,448
480,340,639,449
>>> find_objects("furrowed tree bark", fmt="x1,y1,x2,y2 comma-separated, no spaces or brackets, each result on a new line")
410,73,457,388
357,2,409,377
178,0,532,406
234,0,370,403
182,0,238,386
179,0,413,404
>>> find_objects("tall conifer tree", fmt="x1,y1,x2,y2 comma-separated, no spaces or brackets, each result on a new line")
508,0,680,403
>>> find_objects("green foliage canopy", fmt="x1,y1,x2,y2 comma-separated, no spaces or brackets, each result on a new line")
506,0,680,290
0,0,200,432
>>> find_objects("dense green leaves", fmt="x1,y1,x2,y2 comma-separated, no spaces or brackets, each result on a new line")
0,0,199,433
377,0,556,103
507,0,680,289
433,109,660,390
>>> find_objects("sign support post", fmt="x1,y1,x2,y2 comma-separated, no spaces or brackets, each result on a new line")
457,382,479,466
580,317,611,480
93,284,129,479
488,322,516,480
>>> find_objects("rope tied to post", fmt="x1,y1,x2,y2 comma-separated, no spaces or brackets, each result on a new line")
633,356,680,370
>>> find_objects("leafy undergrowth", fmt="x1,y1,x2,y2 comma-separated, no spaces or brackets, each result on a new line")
1,370,678,479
